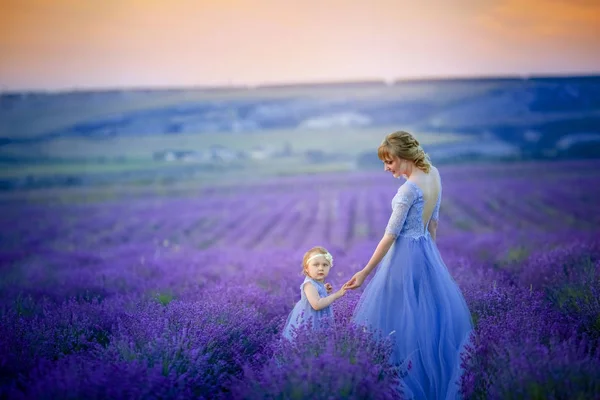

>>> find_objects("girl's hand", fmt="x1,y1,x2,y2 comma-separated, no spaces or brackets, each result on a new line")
344,271,366,290
336,285,347,298
325,283,333,294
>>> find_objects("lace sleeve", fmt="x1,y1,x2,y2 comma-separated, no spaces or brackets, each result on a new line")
385,185,417,237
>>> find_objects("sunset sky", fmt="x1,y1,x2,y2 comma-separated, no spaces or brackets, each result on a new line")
1,0,599,91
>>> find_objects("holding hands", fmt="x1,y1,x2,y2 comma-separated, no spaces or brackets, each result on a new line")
325,282,348,298
326,270,367,294
343,270,367,290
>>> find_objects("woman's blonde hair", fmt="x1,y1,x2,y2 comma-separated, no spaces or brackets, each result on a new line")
301,246,331,276
377,130,432,173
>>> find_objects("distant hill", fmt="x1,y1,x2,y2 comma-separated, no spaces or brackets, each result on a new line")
1,75,599,191
2,75,599,141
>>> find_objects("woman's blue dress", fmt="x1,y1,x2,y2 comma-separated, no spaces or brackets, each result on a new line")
352,179,473,399
282,276,333,340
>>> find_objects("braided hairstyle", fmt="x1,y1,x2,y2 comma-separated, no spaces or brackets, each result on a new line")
377,130,432,173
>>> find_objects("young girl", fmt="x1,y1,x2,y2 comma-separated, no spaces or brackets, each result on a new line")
282,246,347,340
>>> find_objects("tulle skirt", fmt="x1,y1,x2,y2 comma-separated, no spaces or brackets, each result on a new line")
352,233,473,400
282,299,333,341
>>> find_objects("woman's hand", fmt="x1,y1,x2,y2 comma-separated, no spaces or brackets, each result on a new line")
325,283,333,294
344,270,367,290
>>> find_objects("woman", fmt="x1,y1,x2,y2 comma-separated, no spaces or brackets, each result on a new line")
344,131,473,399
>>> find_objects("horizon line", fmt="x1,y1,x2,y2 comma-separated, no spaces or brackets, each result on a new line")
2,72,600,95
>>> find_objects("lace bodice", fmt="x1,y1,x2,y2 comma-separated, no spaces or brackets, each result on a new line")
385,180,441,240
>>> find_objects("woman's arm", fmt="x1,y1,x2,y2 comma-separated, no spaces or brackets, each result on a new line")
428,219,437,241
429,168,442,242
343,234,395,289
344,184,416,290
304,283,346,311
362,234,396,276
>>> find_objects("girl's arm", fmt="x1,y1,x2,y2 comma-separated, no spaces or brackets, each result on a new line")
304,283,345,311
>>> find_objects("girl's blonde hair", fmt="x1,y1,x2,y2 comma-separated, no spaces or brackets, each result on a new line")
301,246,331,276
377,130,432,173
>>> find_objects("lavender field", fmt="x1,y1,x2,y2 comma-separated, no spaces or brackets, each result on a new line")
1,158,600,399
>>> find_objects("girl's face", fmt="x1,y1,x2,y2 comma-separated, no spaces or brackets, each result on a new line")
383,156,406,178
305,255,332,282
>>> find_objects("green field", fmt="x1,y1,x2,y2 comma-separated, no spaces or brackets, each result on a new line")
0,127,470,178
0,125,468,158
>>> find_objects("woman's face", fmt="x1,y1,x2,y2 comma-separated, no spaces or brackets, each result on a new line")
383,156,406,178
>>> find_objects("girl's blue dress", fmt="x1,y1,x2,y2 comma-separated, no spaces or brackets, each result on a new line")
282,276,333,340
352,179,473,400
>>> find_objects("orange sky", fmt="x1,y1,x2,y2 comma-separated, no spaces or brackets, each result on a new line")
1,0,599,91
